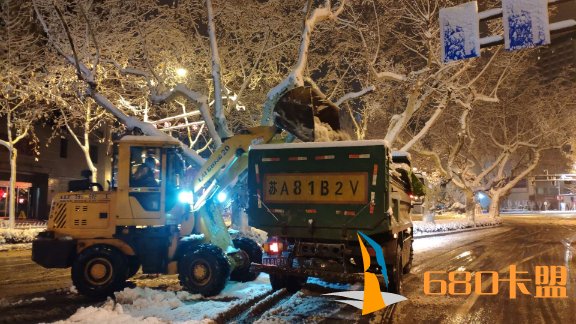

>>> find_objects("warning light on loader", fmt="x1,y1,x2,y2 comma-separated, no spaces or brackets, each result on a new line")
216,191,228,204
178,191,194,204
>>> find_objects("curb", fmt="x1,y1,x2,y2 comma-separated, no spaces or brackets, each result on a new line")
414,223,503,239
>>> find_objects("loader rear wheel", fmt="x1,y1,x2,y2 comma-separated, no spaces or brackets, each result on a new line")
269,274,307,293
230,238,262,282
71,245,127,299
178,244,230,297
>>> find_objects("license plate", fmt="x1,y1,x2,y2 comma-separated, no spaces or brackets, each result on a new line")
263,257,287,266
263,172,368,204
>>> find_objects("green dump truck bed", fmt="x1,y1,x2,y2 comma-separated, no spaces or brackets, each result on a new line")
248,140,411,241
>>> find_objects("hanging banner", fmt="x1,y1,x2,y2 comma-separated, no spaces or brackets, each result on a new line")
502,0,550,50
439,1,481,63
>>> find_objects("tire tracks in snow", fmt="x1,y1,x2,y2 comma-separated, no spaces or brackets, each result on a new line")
215,288,291,324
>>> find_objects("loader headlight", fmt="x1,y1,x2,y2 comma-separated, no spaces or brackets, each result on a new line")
216,191,228,204
178,191,194,204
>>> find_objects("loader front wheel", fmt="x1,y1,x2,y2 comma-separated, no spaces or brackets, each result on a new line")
230,238,262,282
178,244,230,297
71,245,128,299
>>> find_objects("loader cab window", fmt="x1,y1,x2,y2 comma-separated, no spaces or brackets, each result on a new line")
166,148,186,211
166,148,185,189
130,147,162,187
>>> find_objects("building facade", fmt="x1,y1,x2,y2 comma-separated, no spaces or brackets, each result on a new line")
0,123,111,220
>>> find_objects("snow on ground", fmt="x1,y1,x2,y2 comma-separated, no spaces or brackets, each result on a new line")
0,242,32,252
58,274,272,323
254,291,347,324
413,214,502,236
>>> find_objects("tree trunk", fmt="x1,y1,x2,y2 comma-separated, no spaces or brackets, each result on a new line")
8,147,17,229
206,0,232,139
489,193,501,218
465,189,475,222
230,182,249,233
231,200,249,233
83,147,98,185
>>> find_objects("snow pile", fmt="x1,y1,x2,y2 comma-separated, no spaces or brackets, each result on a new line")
60,274,272,323
230,227,268,245
313,117,350,142
414,215,502,235
54,299,170,324
0,228,43,244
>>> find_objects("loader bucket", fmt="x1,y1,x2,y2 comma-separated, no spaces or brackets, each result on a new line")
274,86,341,142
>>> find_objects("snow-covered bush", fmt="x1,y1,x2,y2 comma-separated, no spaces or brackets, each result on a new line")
0,228,43,244
414,216,502,235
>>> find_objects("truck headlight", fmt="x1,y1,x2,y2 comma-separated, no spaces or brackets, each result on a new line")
178,191,193,204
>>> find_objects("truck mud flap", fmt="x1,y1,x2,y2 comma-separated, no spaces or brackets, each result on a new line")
251,263,367,284
32,235,77,268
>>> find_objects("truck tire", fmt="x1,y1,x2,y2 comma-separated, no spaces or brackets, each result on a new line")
387,244,403,294
71,245,128,299
403,237,413,274
126,256,141,279
178,244,230,297
269,274,307,293
230,238,263,282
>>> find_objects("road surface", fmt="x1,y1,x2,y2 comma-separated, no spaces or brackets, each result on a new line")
1,216,575,323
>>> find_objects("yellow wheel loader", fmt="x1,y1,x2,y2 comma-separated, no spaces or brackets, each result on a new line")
31,87,340,298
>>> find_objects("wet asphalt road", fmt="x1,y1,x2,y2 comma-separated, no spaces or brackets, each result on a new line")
392,216,576,324
1,216,576,323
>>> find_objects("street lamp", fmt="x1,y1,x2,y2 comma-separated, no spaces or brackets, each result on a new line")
176,68,187,77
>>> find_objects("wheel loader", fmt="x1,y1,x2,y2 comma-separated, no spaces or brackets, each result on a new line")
31,86,341,298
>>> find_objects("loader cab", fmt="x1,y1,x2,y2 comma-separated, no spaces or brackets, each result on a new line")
113,136,187,226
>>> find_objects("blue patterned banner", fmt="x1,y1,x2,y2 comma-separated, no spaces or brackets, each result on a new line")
503,0,550,50
440,1,480,64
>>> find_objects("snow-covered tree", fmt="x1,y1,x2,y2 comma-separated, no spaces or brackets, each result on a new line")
417,58,576,219
0,1,46,227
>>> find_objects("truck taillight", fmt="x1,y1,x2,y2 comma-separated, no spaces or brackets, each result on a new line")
263,238,284,254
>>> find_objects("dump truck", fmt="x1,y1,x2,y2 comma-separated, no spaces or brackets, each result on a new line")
247,141,421,293
31,86,342,298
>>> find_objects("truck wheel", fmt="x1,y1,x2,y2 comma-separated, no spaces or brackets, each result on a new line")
403,238,413,274
71,245,128,299
178,244,230,297
387,244,403,294
269,274,306,293
230,238,263,282
126,256,141,279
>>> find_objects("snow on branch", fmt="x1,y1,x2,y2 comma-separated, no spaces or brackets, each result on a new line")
374,71,407,82
33,1,206,167
261,0,347,125
206,0,233,139
152,84,222,147
550,19,576,31
334,86,375,106
89,90,205,167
